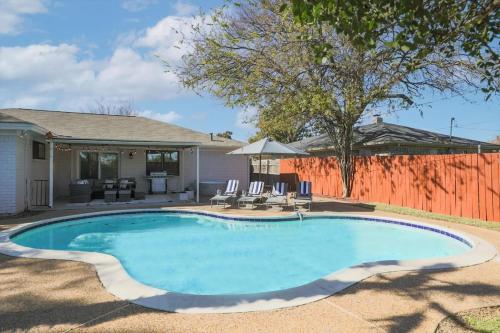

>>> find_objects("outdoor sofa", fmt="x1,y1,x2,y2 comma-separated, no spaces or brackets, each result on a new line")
69,180,92,203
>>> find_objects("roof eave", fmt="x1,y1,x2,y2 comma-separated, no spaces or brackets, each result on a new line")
0,122,48,135
49,137,202,147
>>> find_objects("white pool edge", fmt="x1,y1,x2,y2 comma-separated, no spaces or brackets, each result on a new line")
0,208,496,314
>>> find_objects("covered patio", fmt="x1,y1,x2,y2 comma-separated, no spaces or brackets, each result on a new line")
44,138,202,208
0,109,249,214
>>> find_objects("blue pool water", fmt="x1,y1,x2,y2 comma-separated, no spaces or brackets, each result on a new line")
12,212,470,295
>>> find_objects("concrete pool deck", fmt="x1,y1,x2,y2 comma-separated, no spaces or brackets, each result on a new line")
0,200,499,332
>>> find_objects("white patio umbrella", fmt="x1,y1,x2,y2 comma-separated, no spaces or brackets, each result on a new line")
227,137,309,181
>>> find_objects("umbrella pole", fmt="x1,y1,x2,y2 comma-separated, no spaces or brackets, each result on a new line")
259,154,262,182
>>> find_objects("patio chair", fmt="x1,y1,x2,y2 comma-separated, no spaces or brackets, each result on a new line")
103,179,118,202
294,181,312,211
265,182,288,208
117,179,132,202
119,177,136,198
210,179,239,208
69,180,91,203
237,181,265,208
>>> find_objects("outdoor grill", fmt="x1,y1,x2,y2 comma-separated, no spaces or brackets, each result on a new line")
148,171,167,193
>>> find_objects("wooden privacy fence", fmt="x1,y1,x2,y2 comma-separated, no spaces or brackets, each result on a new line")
280,153,500,222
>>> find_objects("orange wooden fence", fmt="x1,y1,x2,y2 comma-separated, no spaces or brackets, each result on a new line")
280,153,500,222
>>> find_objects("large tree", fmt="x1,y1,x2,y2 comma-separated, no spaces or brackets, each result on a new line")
174,0,488,197
251,93,319,143
287,0,499,97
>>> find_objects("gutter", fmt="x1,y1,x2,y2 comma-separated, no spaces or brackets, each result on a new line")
48,137,202,147
49,138,245,149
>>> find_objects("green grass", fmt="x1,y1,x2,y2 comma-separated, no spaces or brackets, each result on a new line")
357,202,500,232
464,313,500,333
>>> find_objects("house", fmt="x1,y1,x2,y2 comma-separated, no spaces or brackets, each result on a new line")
0,108,249,214
291,117,500,156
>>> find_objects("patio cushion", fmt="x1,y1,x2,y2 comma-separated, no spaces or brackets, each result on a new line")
225,179,239,194
272,182,287,196
248,181,264,196
298,181,312,196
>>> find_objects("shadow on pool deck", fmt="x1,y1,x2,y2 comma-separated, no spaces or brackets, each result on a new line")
0,250,499,332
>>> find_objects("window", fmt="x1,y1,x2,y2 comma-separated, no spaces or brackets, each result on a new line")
146,151,163,175
164,151,179,175
33,141,46,160
146,150,179,176
79,152,98,179
99,153,118,179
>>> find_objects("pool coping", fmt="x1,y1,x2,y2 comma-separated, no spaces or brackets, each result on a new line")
0,208,496,314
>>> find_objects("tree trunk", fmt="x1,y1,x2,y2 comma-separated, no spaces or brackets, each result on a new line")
323,119,355,198
337,124,354,198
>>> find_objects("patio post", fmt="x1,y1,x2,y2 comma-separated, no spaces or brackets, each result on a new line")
196,146,200,203
48,140,54,208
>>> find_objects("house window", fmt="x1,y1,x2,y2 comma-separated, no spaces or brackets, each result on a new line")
146,151,163,174
33,141,46,160
79,152,118,180
146,150,179,176
99,153,118,179
164,151,179,175
80,152,98,179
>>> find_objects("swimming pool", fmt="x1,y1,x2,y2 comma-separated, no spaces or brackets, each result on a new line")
11,211,472,295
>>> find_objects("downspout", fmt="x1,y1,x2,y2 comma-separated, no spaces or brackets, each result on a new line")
49,140,54,208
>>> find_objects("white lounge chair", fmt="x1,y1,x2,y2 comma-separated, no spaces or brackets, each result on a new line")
265,182,288,208
294,181,312,211
210,180,239,208
238,181,265,208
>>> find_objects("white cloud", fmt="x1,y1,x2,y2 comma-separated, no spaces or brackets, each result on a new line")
2,96,54,109
121,0,157,12
0,43,185,110
173,1,197,16
0,12,203,111
95,47,181,100
0,0,47,34
137,110,181,123
134,15,200,64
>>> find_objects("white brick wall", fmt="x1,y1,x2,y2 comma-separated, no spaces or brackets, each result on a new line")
0,135,17,213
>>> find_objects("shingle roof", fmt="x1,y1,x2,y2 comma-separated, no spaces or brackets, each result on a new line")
292,121,498,151
0,112,30,124
0,108,244,148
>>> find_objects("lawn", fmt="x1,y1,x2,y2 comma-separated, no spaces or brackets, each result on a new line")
437,306,500,333
362,202,500,232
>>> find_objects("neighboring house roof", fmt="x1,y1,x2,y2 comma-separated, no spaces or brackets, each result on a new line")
291,121,499,151
0,108,243,148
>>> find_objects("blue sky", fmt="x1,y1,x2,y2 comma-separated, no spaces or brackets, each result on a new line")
0,0,498,142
